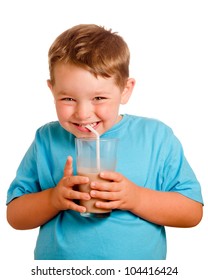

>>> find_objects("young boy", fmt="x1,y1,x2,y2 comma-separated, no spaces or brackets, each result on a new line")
6,24,203,260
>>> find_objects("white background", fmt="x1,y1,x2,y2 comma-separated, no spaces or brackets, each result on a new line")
0,0,207,279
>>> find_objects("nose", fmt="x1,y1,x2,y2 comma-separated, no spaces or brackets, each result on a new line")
75,101,92,121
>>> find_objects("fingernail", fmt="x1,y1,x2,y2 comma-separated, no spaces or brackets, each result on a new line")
100,172,105,177
95,201,100,207
90,190,96,197
84,177,89,182
83,194,90,200
90,182,96,188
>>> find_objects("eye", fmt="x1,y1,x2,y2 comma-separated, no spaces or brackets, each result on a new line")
61,97,75,102
94,96,107,101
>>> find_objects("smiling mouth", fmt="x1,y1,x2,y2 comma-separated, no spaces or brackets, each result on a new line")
73,122,99,129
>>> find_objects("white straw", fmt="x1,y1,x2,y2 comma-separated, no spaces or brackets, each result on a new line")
85,125,100,172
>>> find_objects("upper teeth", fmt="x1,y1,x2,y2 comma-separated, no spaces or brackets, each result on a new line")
89,122,97,128
79,122,97,128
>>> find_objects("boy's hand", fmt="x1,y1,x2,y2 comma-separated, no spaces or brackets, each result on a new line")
50,156,90,213
90,171,138,211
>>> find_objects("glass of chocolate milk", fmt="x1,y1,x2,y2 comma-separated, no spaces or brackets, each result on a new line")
75,138,118,218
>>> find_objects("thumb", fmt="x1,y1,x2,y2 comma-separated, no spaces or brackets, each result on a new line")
64,156,73,177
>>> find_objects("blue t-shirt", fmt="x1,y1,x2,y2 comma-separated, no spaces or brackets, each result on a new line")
7,115,203,260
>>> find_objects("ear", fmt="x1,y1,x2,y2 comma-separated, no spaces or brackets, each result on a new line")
120,78,135,104
47,79,53,91
47,80,56,104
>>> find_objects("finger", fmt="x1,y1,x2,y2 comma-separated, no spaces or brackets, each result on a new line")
99,171,123,182
90,181,109,191
64,156,73,177
66,189,91,201
64,175,89,187
65,200,88,213
95,200,118,210
90,181,120,192
90,190,119,201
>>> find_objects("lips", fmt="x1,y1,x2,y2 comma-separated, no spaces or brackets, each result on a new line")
75,122,98,128
73,121,100,132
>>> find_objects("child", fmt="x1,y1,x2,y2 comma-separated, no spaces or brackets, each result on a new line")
6,24,203,260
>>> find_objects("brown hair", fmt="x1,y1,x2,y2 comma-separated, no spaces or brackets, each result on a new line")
48,24,130,89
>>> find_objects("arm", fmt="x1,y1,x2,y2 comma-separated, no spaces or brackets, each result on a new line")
128,185,203,227
90,171,203,227
7,157,90,230
7,188,59,230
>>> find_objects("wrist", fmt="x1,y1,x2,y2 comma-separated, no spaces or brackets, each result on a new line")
47,187,62,213
126,183,142,213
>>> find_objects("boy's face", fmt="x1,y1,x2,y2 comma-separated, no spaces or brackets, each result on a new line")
48,63,134,138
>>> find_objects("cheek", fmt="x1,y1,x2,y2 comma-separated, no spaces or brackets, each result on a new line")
97,103,120,122
97,107,112,120
55,104,70,121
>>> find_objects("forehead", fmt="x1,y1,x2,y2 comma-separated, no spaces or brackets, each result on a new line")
53,63,119,92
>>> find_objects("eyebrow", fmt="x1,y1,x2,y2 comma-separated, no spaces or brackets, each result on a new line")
56,91,71,96
93,91,112,95
57,90,112,96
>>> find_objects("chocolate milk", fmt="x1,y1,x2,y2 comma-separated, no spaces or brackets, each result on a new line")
78,171,112,215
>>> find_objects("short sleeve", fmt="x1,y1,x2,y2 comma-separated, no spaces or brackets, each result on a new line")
160,129,203,204
6,140,41,204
